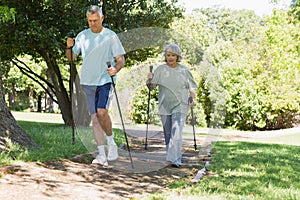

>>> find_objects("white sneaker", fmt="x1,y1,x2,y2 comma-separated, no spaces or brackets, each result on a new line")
107,144,118,161
92,154,108,166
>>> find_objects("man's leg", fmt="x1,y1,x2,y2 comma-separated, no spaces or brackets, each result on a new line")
91,113,108,166
95,83,118,161
97,108,112,136
82,85,108,166
97,108,118,161
91,113,105,145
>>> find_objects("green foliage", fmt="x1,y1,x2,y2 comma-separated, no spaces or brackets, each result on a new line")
170,13,208,65
198,57,229,128
0,0,183,62
130,85,160,124
103,0,183,30
290,0,300,21
0,6,15,22
197,9,300,130
0,0,90,60
0,138,25,165
2,55,48,111
203,39,300,130
186,95,207,128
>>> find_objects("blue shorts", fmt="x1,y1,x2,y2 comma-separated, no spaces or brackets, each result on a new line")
82,83,114,115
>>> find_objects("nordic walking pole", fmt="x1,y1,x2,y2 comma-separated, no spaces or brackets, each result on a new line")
145,65,153,150
106,61,134,169
189,97,197,150
68,31,75,145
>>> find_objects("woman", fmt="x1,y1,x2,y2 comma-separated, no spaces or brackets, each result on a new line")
147,43,197,167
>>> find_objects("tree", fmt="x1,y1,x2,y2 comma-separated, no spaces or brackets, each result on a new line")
199,9,300,130
290,0,300,21
0,6,37,151
0,66,38,151
0,0,183,127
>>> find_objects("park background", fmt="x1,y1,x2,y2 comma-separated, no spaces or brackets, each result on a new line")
0,0,299,199
1,0,299,132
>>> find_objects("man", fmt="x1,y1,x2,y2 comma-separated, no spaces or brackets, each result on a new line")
66,5,125,166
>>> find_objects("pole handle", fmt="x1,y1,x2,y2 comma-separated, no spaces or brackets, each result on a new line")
67,31,75,49
106,61,111,68
67,31,75,38
188,96,193,104
106,61,115,78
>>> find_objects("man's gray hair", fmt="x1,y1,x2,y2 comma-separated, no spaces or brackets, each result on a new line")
163,43,183,62
86,5,103,18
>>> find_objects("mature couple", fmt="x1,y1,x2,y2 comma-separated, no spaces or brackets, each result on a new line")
66,5,197,168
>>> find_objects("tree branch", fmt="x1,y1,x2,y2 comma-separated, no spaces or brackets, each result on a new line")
11,58,58,104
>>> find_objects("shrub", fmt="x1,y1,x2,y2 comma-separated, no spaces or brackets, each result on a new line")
129,86,160,125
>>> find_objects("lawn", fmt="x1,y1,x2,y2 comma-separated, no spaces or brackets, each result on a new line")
0,121,124,165
145,141,300,200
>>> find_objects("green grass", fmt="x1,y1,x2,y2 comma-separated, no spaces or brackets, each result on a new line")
146,141,300,200
0,121,125,166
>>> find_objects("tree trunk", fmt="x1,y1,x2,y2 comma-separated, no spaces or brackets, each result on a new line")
40,50,73,126
40,50,90,126
29,87,34,112
72,73,90,126
8,83,15,109
37,93,42,112
0,64,38,152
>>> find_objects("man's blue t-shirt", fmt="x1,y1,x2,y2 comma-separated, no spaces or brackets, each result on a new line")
72,28,125,86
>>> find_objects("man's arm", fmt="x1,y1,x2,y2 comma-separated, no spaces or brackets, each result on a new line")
66,38,77,61
107,55,125,76
66,49,78,61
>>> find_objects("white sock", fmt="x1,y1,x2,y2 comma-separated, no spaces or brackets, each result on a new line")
97,145,105,155
106,135,116,145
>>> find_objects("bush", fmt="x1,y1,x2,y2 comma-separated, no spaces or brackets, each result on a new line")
130,86,160,125
199,39,300,131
